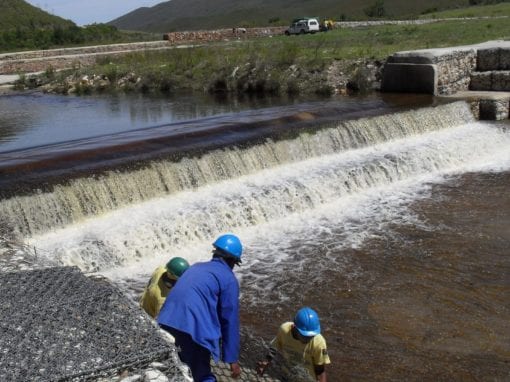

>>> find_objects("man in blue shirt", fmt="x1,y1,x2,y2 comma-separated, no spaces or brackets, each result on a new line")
158,233,243,381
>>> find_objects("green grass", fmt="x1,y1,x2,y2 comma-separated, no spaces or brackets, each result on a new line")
328,17,510,58
420,2,510,18
32,14,509,96
248,16,510,61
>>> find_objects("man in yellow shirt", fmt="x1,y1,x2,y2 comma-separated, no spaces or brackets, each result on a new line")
139,257,189,318
257,307,331,381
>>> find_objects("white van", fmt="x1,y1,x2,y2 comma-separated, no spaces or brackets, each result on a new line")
284,18,320,35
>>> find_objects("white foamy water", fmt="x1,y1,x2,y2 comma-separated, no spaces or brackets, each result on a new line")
1,101,473,237
27,121,510,292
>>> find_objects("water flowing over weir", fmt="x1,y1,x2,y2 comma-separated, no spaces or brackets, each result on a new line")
1,101,473,239
3,98,509,381
1,100,506,274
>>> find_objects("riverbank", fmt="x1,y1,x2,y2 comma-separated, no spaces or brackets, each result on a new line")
28,56,383,97
7,43,384,97
4,12,508,98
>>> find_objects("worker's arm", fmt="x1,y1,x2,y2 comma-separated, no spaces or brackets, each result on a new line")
218,276,241,366
230,362,241,378
257,328,282,376
311,334,330,382
256,345,277,375
315,364,327,382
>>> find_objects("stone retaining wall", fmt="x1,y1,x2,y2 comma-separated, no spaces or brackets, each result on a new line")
382,47,477,95
470,71,510,91
0,41,170,62
163,27,286,44
335,16,508,29
479,97,509,120
436,50,477,95
382,41,510,95
382,41,510,120
0,42,174,75
477,47,510,71
0,29,287,75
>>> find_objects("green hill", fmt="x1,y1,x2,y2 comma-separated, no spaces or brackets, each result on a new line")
109,0,475,32
0,0,158,52
0,0,75,30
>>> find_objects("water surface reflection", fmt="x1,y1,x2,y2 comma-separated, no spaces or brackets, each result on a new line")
0,92,435,153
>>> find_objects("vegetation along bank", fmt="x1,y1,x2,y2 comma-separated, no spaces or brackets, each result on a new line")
11,3,510,97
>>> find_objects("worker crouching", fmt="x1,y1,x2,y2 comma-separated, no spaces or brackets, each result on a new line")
139,256,190,319
257,307,331,381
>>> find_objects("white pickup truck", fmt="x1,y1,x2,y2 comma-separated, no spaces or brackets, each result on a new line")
284,18,320,35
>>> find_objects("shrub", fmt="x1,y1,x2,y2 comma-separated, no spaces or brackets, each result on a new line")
13,73,26,90
364,0,387,18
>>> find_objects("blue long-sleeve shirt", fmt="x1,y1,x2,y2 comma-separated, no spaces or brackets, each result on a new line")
157,258,240,363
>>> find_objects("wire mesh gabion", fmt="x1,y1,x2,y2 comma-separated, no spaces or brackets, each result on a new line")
0,266,186,382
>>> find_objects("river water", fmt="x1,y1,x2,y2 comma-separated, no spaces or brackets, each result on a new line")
0,92,509,381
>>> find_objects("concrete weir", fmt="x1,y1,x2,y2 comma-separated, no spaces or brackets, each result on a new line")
381,40,510,120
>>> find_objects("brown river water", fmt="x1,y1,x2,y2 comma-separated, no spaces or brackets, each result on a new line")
0,93,508,381
241,170,510,381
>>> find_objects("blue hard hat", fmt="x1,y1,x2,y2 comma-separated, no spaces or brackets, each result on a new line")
294,307,321,337
213,234,243,262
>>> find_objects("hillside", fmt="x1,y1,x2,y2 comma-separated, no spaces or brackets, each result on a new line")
0,0,75,31
0,0,159,52
109,0,472,32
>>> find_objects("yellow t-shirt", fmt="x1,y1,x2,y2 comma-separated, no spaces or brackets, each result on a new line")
272,322,331,379
139,266,175,318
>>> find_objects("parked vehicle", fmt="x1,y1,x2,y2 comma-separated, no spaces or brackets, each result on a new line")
284,17,320,35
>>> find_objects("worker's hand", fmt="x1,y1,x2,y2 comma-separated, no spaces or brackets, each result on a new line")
230,362,241,378
256,360,270,376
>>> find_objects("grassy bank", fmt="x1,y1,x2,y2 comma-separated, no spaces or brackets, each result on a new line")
21,15,510,97
420,2,510,19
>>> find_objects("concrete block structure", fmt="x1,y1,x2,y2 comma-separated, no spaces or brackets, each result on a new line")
470,71,492,91
381,46,478,95
381,40,510,120
480,98,509,120
492,71,510,91
381,63,438,94
478,47,510,70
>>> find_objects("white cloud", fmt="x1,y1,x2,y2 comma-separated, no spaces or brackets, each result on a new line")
25,0,167,26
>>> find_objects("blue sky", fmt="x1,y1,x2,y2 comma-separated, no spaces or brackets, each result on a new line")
25,0,166,26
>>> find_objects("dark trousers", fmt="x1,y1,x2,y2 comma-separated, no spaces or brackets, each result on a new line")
161,325,216,382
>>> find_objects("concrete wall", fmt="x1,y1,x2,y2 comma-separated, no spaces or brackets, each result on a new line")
381,40,510,95
381,47,477,95
381,41,510,120
381,63,438,94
